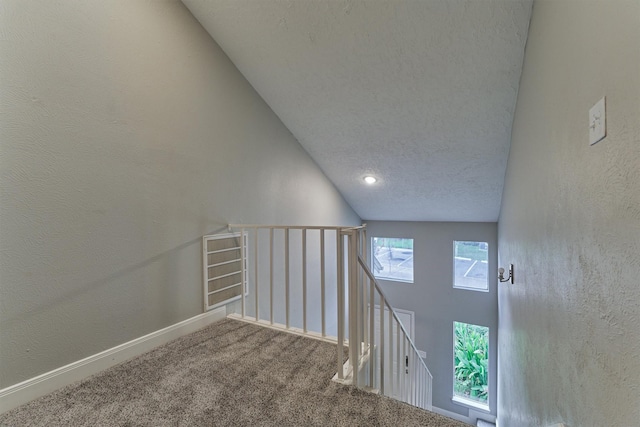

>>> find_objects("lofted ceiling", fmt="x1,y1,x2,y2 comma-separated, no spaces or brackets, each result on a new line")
183,0,533,222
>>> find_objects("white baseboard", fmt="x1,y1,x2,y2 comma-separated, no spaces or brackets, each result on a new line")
0,308,226,414
432,405,472,424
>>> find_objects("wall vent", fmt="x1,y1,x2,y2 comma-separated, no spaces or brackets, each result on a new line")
203,232,247,311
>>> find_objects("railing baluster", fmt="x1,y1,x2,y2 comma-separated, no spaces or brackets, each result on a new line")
412,340,416,406
420,369,427,409
241,228,245,318
404,336,409,403
202,237,208,312
407,344,415,405
355,237,372,387
396,318,400,399
429,372,433,410
302,229,307,333
423,372,431,410
417,364,421,407
418,363,422,408
362,251,368,347
407,336,410,403
398,330,407,402
285,228,290,329
416,366,420,408
369,276,374,389
254,227,259,321
337,229,344,380
423,366,427,409
425,370,428,409
357,230,364,369
388,301,393,396
269,228,274,325
349,231,359,387
411,348,415,405
320,229,326,337
379,295,385,395
361,265,368,387
424,367,428,409
400,333,405,402
362,226,368,386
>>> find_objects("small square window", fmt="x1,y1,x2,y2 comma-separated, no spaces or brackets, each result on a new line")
453,241,488,291
371,237,414,283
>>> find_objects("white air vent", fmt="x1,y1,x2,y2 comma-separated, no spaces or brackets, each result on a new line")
203,232,247,311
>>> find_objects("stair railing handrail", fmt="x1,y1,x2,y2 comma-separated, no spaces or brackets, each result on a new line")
357,254,433,379
343,226,432,410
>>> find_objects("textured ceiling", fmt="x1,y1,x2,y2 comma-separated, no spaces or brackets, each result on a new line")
183,0,533,222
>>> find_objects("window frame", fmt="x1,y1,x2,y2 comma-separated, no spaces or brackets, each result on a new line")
452,240,489,292
452,321,490,412
370,236,414,284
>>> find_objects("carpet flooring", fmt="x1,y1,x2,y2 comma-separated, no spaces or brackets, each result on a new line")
0,319,470,426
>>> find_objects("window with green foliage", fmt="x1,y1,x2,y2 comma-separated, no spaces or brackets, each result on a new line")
371,237,414,283
453,321,489,407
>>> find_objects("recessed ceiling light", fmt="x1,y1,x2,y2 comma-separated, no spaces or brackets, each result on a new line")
363,176,377,184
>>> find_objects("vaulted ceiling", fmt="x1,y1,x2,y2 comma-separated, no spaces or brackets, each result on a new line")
183,0,533,222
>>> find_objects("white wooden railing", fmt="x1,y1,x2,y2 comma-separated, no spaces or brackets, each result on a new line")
217,224,432,410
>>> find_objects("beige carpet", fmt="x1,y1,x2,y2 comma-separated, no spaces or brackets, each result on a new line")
0,319,469,426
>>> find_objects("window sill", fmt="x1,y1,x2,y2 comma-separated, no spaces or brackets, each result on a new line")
375,277,414,284
452,395,489,412
453,285,489,293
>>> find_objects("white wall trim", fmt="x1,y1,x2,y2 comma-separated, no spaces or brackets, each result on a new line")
432,405,472,424
0,308,226,414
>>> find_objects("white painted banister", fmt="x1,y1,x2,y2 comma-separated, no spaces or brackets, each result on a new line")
341,226,433,411
217,224,432,411
356,253,433,410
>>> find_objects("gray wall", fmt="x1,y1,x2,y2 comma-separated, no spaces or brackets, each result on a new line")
497,1,640,426
365,221,498,418
0,0,359,388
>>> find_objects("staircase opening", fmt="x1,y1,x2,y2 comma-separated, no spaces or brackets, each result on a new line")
209,224,433,411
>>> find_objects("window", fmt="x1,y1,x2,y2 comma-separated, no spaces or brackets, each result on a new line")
453,241,488,291
453,321,489,410
371,237,413,283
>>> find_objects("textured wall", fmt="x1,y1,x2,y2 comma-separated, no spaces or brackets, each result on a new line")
0,0,358,388
497,1,640,425
365,221,498,419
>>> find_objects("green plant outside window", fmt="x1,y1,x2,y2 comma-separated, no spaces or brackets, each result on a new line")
454,322,489,404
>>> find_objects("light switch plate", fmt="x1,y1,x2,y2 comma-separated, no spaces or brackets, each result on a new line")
589,96,606,145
